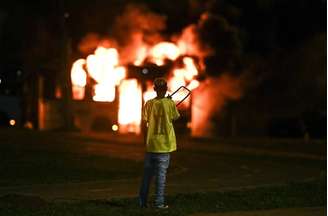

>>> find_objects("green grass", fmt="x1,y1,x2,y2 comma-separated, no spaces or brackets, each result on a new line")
0,129,325,215
0,130,143,186
0,178,325,216
0,152,141,186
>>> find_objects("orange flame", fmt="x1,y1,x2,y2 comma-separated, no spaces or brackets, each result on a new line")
71,59,87,100
118,79,142,134
167,57,199,107
149,42,180,66
187,79,200,90
84,46,125,102
168,57,199,90
134,45,148,66
143,81,157,103
71,34,202,134
182,57,198,81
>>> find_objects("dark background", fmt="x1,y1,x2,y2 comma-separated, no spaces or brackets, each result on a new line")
0,0,326,138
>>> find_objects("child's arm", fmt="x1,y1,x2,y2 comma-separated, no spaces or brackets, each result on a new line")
141,101,150,145
141,120,148,146
171,100,180,121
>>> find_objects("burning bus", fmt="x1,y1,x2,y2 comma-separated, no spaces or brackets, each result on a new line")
67,41,200,135
36,9,244,138
24,4,325,139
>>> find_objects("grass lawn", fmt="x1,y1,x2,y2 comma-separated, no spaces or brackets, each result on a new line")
0,177,325,216
0,151,141,186
0,129,143,186
0,129,325,215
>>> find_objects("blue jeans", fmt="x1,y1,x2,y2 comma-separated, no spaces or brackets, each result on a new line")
139,152,170,207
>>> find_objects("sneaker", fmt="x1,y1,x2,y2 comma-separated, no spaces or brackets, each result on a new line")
139,201,148,208
155,204,169,209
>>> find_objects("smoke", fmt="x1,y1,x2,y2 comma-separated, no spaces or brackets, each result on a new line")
111,4,167,64
174,21,213,71
172,9,243,77
112,4,166,44
198,12,242,75
182,11,245,137
78,4,166,63
191,74,243,137
78,33,117,55
78,33,101,54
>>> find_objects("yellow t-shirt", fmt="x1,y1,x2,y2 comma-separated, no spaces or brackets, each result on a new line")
143,97,180,153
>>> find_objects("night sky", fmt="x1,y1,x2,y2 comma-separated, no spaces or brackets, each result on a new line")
0,0,326,67
0,0,325,66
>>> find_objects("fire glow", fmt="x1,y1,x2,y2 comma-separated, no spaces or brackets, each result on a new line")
66,6,246,138
86,47,126,102
71,40,200,134
71,59,87,100
118,79,142,134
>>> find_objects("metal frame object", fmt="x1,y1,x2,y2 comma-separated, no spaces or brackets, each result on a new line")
167,86,191,106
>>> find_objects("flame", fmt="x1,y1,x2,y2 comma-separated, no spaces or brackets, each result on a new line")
169,57,199,91
176,25,199,56
149,42,180,66
93,84,116,102
187,79,200,90
113,66,127,85
143,90,157,103
83,46,126,102
71,59,87,100
134,45,148,66
169,69,186,91
86,47,119,82
118,79,142,134
68,6,247,137
166,57,199,107
143,81,156,103
71,36,201,134
71,59,87,86
182,57,198,81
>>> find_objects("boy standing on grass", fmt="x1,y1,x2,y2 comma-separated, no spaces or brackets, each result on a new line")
139,77,180,209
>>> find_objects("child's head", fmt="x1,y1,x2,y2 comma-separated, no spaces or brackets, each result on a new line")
154,77,168,98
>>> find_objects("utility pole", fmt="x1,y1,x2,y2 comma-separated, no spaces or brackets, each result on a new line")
57,0,73,130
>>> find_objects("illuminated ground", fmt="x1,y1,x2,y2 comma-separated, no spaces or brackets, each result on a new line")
0,129,325,201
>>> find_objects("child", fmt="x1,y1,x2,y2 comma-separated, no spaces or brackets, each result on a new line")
139,77,180,209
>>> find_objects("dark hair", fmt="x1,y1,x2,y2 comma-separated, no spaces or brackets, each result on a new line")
153,77,167,92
